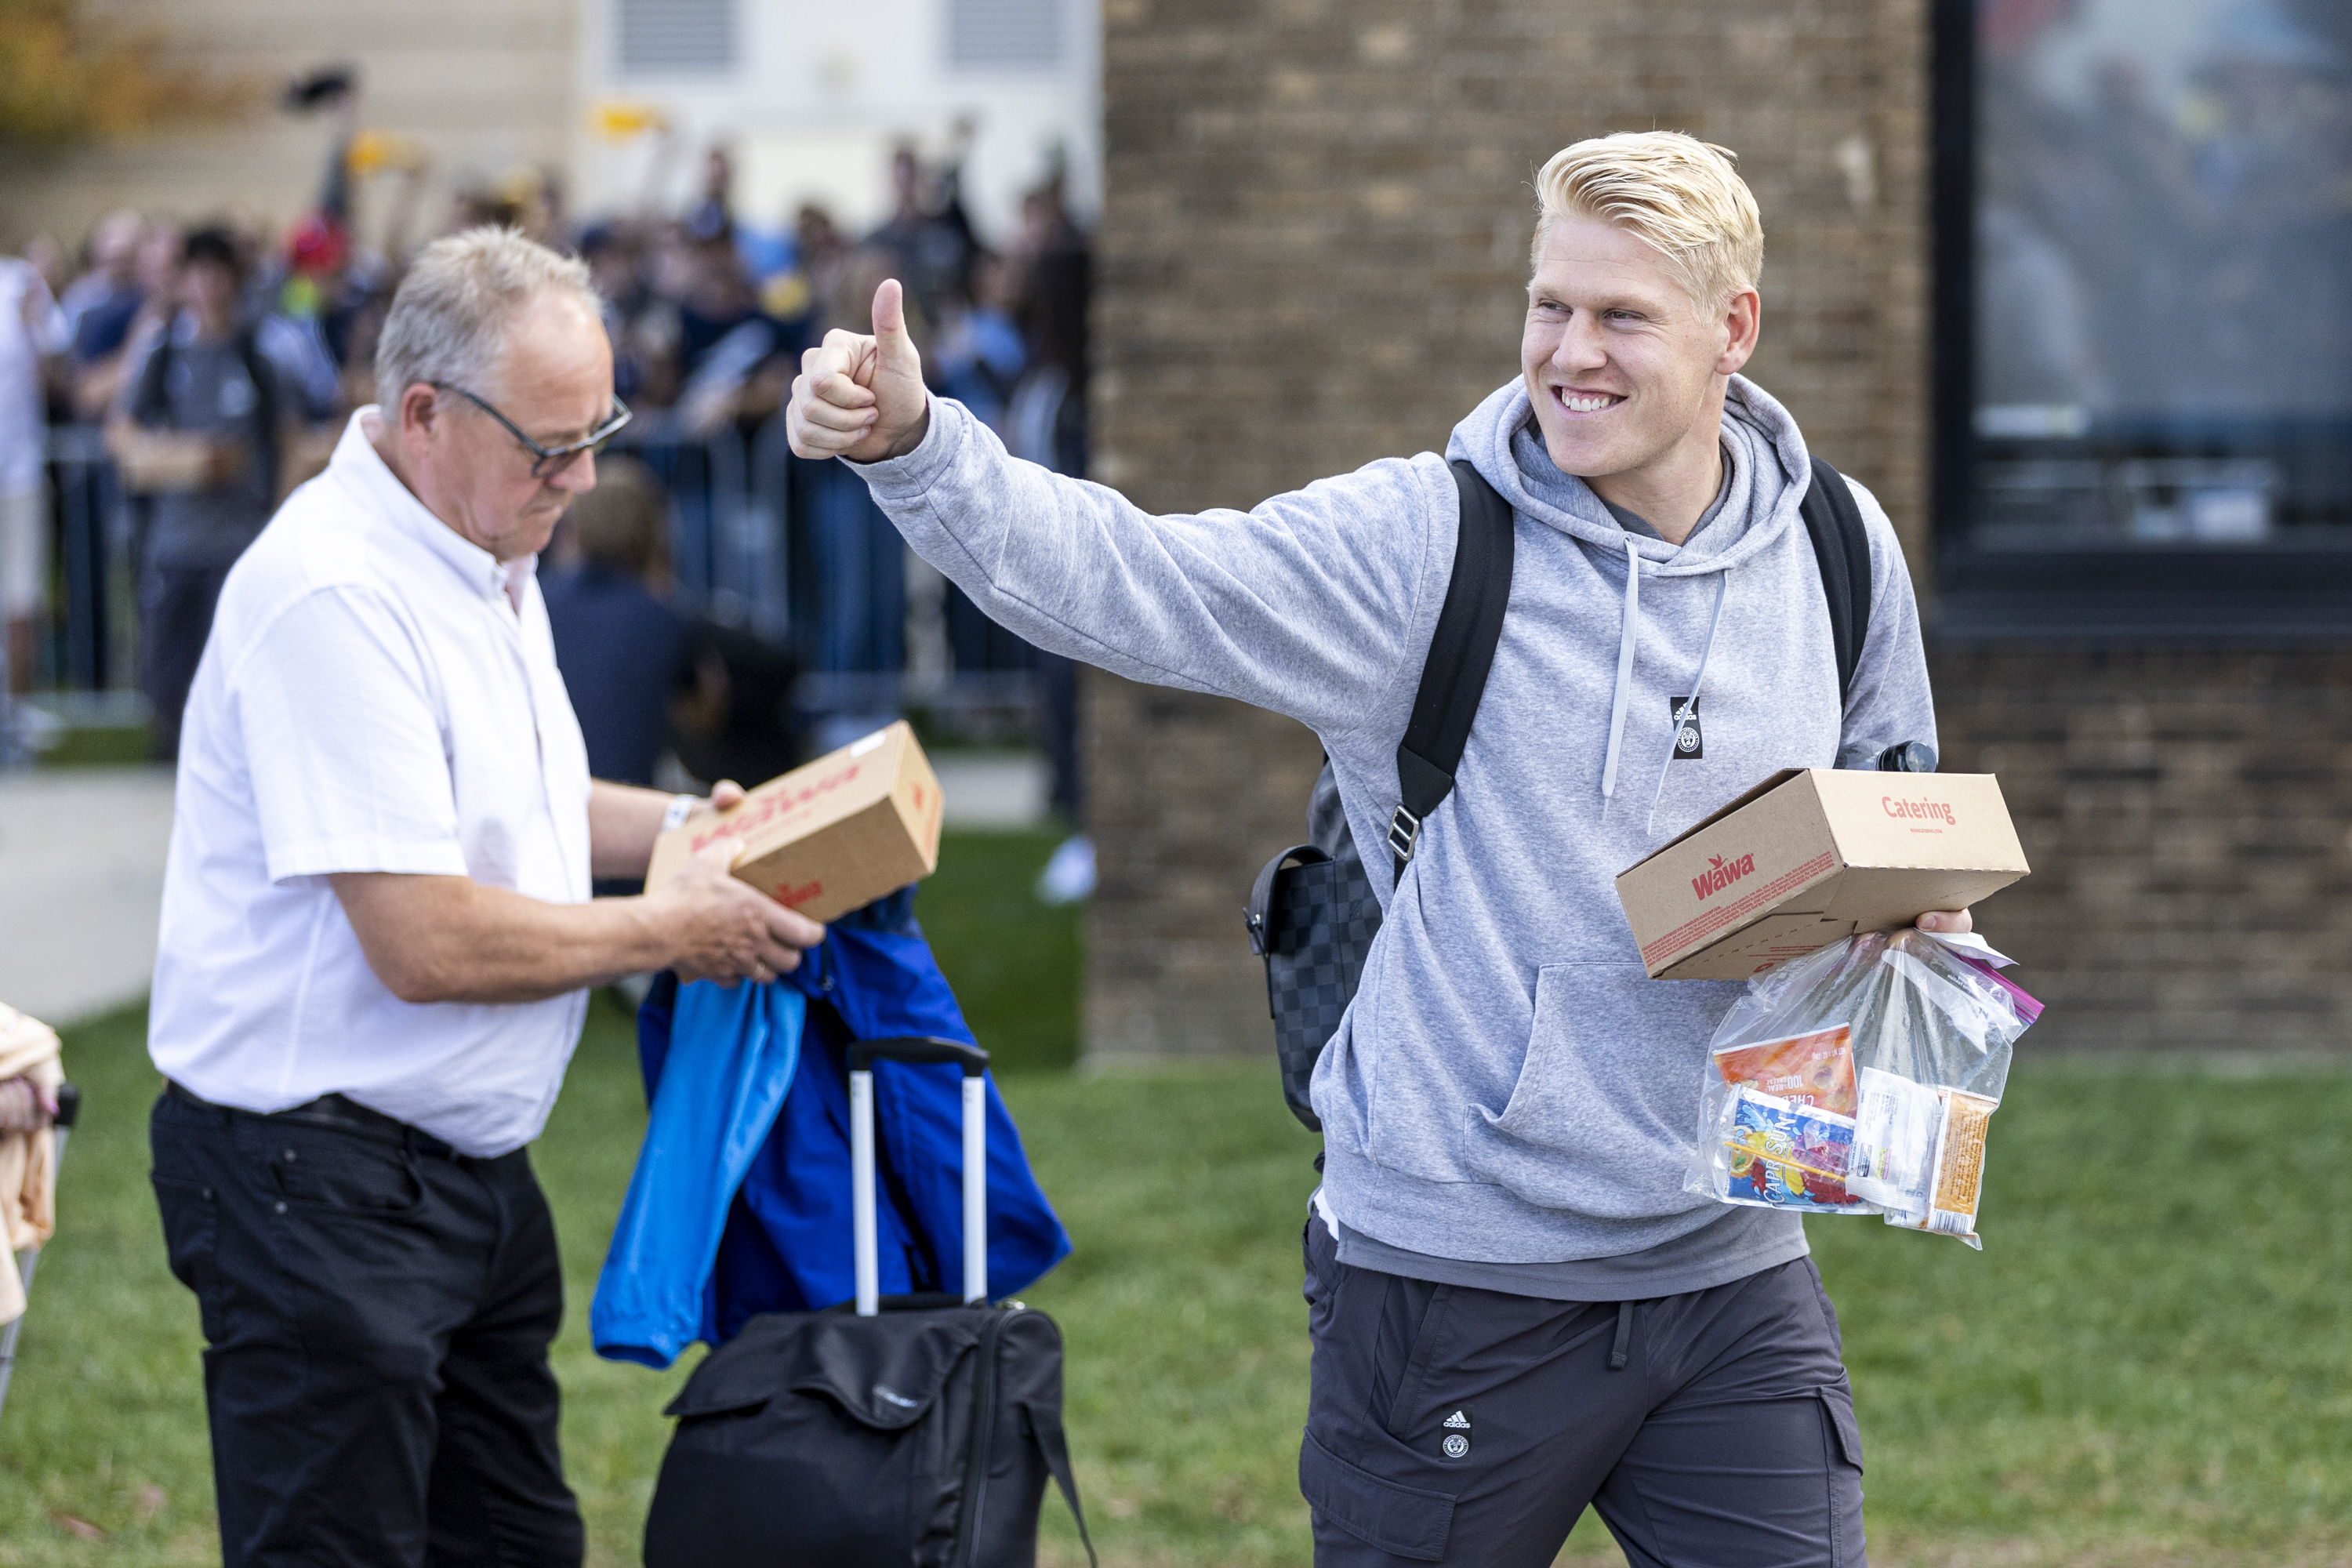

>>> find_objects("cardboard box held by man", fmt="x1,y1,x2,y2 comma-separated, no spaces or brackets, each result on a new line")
1616,768,2031,980
646,720,946,923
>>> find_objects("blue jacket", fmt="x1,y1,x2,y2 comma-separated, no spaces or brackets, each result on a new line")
591,891,1072,1368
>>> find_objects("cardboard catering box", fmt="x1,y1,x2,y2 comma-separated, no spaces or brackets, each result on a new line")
644,720,944,924
1615,770,2030,981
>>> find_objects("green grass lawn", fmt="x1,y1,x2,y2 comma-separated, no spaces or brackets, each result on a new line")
3,833,2350,1563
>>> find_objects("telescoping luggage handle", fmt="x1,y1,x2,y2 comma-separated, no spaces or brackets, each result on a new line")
847,1038,989,1318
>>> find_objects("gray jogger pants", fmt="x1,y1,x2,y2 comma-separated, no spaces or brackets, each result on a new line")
1299,1216,1866,1567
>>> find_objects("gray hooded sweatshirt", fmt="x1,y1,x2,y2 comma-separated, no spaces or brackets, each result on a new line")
856,373,1936,1294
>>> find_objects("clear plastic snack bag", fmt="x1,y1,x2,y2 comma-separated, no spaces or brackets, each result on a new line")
1685,928,2041,1247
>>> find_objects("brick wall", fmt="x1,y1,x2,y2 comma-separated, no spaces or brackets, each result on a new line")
1086,0,1937,1057
1933,648,2352,1052
1082,681,1327,1057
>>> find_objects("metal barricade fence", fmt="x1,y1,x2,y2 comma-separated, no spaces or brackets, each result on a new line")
49,425,130,696
616,408,1039,739
0,413,1038,765
0,428,140,763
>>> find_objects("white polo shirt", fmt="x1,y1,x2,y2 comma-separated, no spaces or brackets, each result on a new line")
149,410,594,1156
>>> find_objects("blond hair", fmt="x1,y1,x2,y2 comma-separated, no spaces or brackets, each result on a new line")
1531,132,1763,308
375,227,599,412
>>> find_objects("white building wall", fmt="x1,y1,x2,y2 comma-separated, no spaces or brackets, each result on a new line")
0,0,1099,257
572,0,1102,248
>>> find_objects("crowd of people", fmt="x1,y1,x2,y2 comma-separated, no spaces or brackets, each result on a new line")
586,132,1091,458
0,74,1092,799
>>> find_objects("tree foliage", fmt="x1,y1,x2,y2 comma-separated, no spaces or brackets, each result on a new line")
0,0,247,151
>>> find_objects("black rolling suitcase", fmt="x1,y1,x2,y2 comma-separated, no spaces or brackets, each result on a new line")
642,1037,1096,1568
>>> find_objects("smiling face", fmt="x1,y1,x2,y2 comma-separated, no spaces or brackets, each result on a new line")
1520,215,1759,486
391,291,615,562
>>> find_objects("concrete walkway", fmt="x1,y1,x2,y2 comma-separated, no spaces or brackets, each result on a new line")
931,750,1051,830
0,750,1049,1029
0,766,176,1027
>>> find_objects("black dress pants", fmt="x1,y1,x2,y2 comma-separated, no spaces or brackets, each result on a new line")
150,1087,586,1568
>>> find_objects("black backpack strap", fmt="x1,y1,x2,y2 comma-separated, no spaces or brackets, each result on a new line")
1798,454,1872,708
130,330,174,428
235,328,282,503
1022,1401,1099,1568
1388,460,1515,884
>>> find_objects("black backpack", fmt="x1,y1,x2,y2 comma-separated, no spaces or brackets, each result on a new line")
131,325,282,502
1245,456,1893,1131
642,1038,1096,1568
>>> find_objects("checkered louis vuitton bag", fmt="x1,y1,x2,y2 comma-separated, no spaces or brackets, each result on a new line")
1245,845,1383,1131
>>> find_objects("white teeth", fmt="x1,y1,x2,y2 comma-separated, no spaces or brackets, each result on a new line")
1560,393,1621,413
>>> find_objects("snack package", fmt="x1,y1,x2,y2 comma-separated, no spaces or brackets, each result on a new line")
1700,1025,1872,1214
1847,1069,1998,1238
1713,1025,1858,1115
1685,928,2040,1247
1722,1088,1864,1212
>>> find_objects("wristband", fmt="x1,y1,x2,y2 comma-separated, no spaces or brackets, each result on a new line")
660,793,699,833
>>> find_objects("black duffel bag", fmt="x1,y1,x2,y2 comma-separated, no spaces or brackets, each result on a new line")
642,1038,1095,1568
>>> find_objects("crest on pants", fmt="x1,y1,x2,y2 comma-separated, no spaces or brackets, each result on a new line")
1438,1405,1472,1461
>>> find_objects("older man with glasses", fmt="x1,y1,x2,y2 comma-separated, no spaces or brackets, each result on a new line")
144,227,822,1567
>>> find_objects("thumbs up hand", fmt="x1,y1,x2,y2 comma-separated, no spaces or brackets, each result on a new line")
787,277,931,463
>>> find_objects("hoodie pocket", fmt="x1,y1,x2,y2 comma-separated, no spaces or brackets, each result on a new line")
1457,960,1744,1218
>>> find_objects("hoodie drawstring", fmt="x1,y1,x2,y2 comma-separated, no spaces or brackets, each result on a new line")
1598,546,1733,826
1644,570,1733,832
1598,547,1642,799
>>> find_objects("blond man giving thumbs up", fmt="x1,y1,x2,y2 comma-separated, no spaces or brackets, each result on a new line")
789,135,1969,1568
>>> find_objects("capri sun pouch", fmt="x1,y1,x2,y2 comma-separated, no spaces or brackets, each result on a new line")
1684,928,2042,1248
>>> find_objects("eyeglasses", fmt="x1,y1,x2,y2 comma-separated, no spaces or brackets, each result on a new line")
432,383,632,478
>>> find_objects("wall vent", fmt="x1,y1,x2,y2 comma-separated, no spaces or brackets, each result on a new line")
616,0,736,75
946,0,1062,68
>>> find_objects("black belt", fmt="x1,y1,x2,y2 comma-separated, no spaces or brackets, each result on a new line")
165,1080,468,1161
